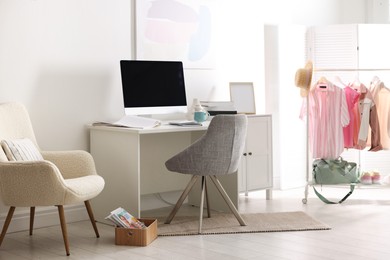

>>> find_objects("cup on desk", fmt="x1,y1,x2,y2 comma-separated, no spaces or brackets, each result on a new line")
194,111,210,123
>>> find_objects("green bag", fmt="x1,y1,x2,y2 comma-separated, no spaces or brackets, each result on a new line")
313,158,359,185
312,158,359,204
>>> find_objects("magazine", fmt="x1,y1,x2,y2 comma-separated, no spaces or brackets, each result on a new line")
105,207,146,229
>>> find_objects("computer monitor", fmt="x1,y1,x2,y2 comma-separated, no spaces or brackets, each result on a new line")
120,60,188,116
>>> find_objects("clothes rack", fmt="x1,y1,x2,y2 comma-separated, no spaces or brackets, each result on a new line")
302,67,390,204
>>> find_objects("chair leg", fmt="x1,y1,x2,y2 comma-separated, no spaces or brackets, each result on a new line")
165,175,199,224
209,175,247,226
57,205,70,256
0,206,15,246
84,201,100,238
29,207,35,236
204,178,211,218
198,176,206,234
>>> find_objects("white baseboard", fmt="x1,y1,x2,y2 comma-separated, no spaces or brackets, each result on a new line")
273,176,281,189
0,204,88,233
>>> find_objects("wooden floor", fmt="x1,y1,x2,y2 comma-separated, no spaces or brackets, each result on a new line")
1,186,390,259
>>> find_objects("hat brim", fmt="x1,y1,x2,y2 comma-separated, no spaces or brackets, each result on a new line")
295,60,313,97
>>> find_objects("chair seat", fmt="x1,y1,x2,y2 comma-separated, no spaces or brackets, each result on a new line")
64,175,105,203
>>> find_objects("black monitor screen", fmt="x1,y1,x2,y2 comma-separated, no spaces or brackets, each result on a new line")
120,60,187,113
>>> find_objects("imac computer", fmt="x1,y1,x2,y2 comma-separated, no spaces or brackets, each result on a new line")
120,60,188,116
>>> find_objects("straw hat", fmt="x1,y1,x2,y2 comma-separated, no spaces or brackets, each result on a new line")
295,61,313,97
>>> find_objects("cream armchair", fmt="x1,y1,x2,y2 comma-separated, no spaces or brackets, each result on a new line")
0,102,105,256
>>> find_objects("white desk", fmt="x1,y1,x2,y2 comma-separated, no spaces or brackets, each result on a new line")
89,122,239,221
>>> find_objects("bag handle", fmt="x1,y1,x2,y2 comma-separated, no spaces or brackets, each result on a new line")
312,184,355,204
321,157,347,171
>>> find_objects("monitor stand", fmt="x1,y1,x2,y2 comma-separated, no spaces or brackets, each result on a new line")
137,112,189,122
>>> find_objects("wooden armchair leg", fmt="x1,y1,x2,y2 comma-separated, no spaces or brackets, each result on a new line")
84,201,100,238
0,207,15,246
29,207,35,236
57,205,70,256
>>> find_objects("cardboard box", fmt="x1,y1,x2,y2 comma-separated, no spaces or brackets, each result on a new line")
115,218,157,246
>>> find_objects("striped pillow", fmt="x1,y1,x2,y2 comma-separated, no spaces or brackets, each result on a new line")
1,138,43,161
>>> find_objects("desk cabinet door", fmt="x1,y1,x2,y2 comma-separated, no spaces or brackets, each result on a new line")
238,115,273,193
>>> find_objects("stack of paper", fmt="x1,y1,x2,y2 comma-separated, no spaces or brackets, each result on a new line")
93,115,161,129
200,101,237,115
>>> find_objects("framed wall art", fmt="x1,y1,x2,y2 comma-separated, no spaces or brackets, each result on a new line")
135,0,215,69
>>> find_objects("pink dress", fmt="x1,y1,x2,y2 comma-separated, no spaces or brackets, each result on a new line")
343,86,360,148
301,81,350,159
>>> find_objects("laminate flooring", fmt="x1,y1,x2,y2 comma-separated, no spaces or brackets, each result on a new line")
1,186,390,260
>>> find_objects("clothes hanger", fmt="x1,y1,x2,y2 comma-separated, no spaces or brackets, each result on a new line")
369,75,390,92
351,74,361,91
371,75,380,84
370,75,381,90
317,76,327,84
378,80,390,92
334,76,346,87
316,76,328,89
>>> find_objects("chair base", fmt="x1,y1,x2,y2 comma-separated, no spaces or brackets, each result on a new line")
0,200,100,256
165,175,246,234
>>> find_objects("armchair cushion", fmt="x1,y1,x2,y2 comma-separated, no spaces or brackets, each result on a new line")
41,150,98,179
1,138,43,161
64,175,105,203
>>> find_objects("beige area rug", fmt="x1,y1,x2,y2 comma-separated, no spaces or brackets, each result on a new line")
156,211,330,236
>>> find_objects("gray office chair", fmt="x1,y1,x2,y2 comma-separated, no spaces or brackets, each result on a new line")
164,114,248,233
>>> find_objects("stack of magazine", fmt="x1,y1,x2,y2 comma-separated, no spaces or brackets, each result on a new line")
105,207,147,229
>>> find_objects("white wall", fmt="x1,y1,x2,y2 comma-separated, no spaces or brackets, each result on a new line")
0,0,380,153
264,25,309,189
0,0,131,151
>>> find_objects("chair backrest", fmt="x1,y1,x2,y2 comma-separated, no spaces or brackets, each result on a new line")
0,102,39,161
165,114,248,176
